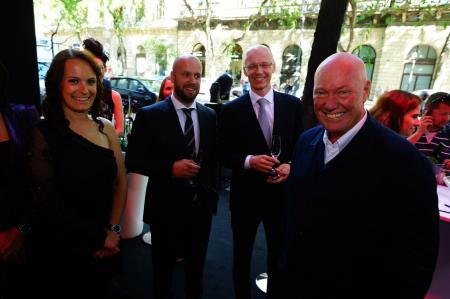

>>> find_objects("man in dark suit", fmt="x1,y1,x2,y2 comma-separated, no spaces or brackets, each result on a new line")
275,52,439,298
218,44,304,299
125,54,218,299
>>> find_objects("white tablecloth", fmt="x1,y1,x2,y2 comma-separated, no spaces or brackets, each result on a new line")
437,185,450,223
425,185,450,299
120,173,148,239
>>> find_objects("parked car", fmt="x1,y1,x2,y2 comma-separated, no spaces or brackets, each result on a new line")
110,76,159,112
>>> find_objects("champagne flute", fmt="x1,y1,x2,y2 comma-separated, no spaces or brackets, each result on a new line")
270,135,281,176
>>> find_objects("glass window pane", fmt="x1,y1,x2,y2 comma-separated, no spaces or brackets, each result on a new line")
365,64,374,81
416,75,431,90
403,63,412,74
129,80,139,91
414,64,434,75
117,79,128,89
400,74,415,91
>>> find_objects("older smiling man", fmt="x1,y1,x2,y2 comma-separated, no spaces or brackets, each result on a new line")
272,52,440,298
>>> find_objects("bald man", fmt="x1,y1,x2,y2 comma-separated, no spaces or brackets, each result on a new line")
219,45,304,299
273,53,439,298
126,55,218,299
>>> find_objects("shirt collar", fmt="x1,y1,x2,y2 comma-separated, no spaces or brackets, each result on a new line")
323,110,368,149
250,89,274,106
171,95,197,110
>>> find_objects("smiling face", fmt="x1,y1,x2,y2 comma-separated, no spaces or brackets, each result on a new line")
60,58,97,114
400,106,420,137
313,53,370,143
243,45,275,97
171,55,202,105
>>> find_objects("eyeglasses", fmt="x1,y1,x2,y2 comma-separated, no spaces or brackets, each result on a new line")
244,62,273,72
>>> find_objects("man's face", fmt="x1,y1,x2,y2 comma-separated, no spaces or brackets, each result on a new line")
243,47,275,97
429,103,450,131
313,61,370,143
171,57,202,105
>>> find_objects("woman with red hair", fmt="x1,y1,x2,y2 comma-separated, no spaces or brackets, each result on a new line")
369,89,422,140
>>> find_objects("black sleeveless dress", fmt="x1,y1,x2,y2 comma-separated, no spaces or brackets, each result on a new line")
28,120,120,296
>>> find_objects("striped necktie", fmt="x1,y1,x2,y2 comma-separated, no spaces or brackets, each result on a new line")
182,108,196,159
257,98,271,146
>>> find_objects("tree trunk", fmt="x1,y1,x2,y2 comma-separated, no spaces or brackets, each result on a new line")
301,0,349,129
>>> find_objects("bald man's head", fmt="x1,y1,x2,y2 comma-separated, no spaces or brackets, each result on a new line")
313,52,371,143
170,55,202,105
315,52,368,85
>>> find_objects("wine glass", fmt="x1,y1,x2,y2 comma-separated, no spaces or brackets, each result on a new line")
187,149,203,188
270,135,281,175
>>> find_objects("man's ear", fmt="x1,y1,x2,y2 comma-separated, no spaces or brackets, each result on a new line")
363,80,371,102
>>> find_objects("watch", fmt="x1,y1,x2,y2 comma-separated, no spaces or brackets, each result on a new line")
109,224,122,234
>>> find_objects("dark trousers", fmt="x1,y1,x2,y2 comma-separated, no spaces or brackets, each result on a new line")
150,198,212,299
231,204,284,299
0,261,32,299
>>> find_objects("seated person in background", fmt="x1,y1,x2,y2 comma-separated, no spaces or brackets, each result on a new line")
210,72,233,103
369,90,421,139
27,49,127,297
0,61,39,299
83,37,125,136
409,92,450,167
157,76,173,102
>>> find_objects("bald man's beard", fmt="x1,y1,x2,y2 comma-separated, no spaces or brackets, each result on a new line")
173,84,198,104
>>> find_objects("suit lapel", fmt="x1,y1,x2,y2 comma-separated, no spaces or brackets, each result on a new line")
272,91,282,137
196,102,207,158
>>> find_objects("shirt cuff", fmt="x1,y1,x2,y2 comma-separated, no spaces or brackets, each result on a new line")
244,155,253,169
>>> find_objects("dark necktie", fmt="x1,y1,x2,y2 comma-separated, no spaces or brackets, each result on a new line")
182,108,196,159
257,98,271,146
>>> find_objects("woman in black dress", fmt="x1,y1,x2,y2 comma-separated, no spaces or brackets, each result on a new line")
27,49,127,297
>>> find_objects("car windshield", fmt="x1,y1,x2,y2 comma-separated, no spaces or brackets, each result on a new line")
140,78,162,93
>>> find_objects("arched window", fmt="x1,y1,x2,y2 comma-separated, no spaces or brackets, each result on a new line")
280,45,302,95
352,45,376,81
192,43,206,77
228,43,243,83
136,45,146,75
400,45,437,92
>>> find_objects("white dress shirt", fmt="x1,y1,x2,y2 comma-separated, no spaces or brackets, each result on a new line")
323,110,367,164
171,95,200,155
244,89,275,169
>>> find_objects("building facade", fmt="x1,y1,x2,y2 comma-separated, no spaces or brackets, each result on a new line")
38,0,450,98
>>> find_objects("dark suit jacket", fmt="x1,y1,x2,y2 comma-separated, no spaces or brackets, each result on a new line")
125,99,218,223
218,91,303,211
279,115,439,298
